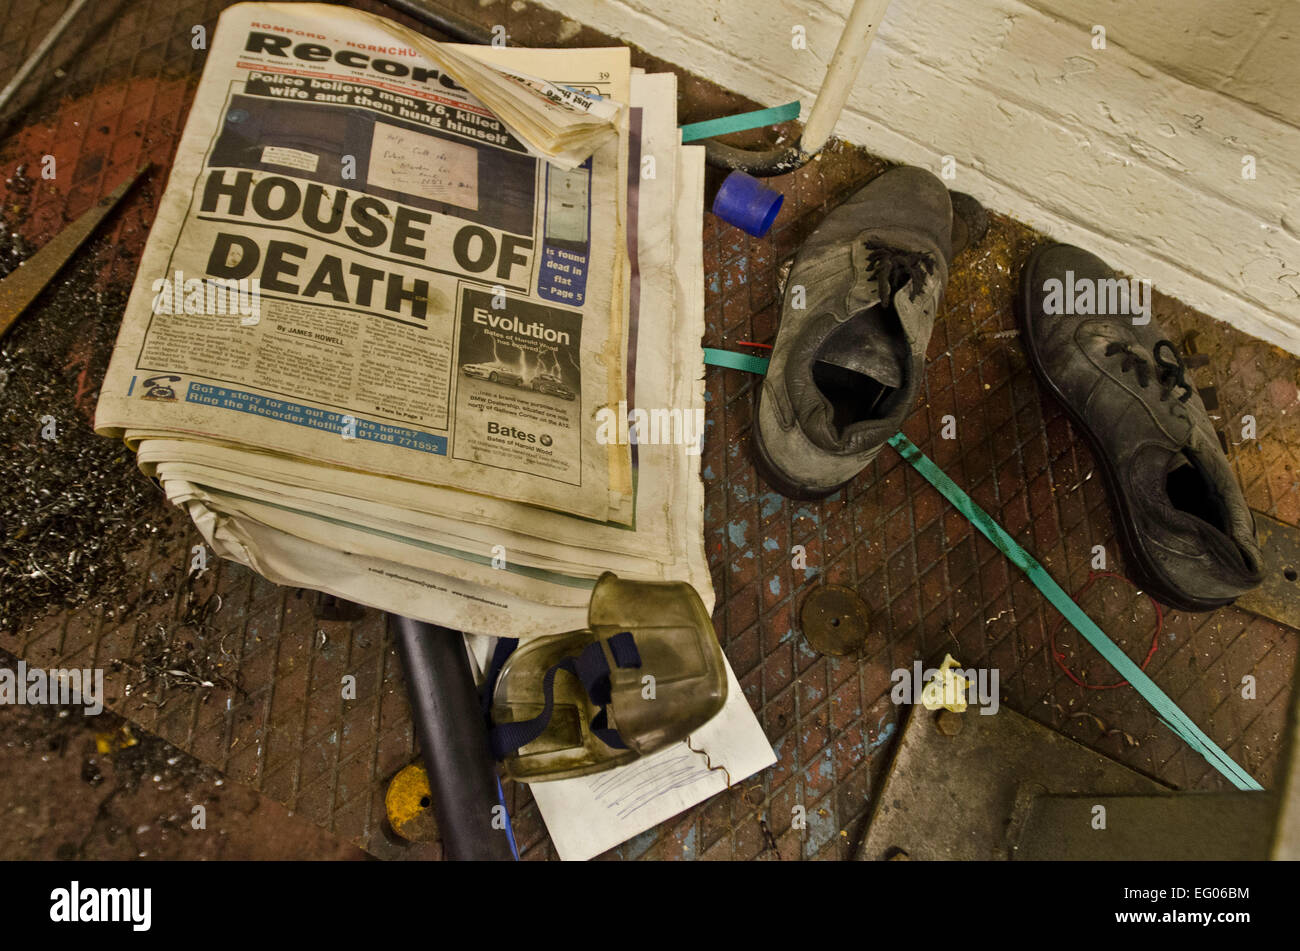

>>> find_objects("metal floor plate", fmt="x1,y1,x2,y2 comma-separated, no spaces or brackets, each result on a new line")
859,705,1168,861
1237,511,1300,633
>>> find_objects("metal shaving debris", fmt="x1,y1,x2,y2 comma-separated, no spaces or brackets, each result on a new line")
0,184,170,636
114,572,236,703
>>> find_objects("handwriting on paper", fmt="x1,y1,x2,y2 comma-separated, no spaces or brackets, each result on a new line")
368,124,479,211
586,749,717,820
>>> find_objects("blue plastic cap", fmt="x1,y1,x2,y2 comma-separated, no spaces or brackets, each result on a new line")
711,170,784,238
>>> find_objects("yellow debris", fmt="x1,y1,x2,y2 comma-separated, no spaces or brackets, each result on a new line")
94,725,137,754
920,654,969,713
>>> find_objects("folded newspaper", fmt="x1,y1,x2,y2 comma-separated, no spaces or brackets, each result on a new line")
94,2,774,859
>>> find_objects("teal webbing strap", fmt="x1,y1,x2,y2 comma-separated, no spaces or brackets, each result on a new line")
703,347,770,375
680,101,801,143
887,432,1262,791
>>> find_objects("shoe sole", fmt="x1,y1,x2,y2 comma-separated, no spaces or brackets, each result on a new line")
1015,245,1232,612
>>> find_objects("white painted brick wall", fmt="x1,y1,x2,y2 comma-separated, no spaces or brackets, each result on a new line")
528,0,1300,356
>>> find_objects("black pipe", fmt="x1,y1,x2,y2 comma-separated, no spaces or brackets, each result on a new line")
377,0,494,43
389,614,517,860
700,139,813,177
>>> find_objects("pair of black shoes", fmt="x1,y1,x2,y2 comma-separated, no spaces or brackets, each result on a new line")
753,167,1263,611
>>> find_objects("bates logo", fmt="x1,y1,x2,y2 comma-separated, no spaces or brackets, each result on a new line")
487,420,538,443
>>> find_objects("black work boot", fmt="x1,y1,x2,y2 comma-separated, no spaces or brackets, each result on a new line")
753,166,980,499
1017,243,1263,611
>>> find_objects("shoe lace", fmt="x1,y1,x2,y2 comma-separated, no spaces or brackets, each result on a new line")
864,242,935,303
1103,338,1194,402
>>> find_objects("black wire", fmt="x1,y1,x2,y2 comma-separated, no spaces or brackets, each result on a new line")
700,139,814,176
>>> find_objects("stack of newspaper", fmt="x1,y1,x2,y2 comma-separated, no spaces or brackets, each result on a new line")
95,2,774,859
95,2,709,641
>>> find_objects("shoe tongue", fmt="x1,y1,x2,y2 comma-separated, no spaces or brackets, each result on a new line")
816,304,905,389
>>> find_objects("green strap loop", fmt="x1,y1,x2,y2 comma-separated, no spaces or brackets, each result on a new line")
703,347,769,375
680,101,801,143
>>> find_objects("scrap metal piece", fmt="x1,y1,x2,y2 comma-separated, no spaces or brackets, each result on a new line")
0,163,149,340
1014,792,1273,861
1236,510,1300,633
858,705,1168,861
935,709,964,736
799,584,870,656
1179,329,1212,368
1272,650,1300,860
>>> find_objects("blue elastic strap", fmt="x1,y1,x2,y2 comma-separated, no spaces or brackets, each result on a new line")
607,630,642,668
481,636,519,719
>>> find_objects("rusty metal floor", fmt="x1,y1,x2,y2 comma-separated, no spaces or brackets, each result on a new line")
1,0,1297,861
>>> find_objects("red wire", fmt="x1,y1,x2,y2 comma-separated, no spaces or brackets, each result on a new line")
736,340,772,349
1048,571,1163,690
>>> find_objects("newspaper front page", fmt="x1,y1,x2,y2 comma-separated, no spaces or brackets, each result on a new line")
95,2,631,522
122,69,713,640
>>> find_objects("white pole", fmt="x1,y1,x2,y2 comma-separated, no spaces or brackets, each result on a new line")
802,0,893,155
